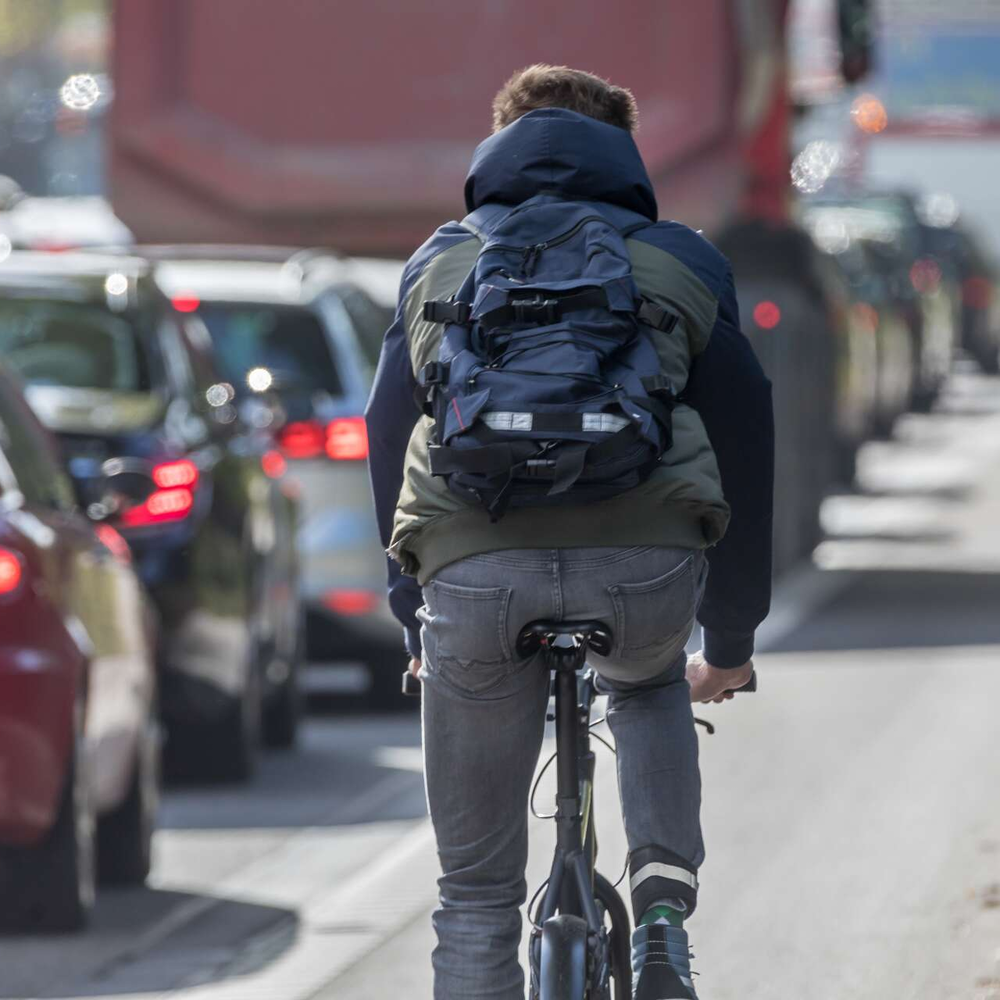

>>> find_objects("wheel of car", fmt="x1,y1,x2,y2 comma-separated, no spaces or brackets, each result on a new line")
9,743,96,933
262,655,302,749
97,714,160,885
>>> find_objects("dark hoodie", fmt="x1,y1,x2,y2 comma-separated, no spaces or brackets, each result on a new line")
366,109,773,668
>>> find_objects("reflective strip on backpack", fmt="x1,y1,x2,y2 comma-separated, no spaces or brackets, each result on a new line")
582,413,629,433
481,412,534,431
481,412,629,434
630,862,699,894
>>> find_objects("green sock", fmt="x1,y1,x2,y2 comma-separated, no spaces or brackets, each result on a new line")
640,898,686,927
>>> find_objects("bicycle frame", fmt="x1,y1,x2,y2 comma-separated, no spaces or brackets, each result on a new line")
520,622,631,1000
534,666,603,932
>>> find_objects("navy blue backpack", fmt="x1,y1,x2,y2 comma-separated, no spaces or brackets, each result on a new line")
419,196,679,520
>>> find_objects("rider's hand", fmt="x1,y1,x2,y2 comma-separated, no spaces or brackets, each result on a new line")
409,657,421,679
686,651,754,704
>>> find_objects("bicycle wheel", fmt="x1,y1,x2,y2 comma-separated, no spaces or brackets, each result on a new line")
539,914,588,1000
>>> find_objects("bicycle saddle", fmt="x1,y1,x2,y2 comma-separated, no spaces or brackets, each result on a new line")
516,619,614,660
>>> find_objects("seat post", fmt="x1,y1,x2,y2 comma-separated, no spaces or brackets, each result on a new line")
554,663,584,855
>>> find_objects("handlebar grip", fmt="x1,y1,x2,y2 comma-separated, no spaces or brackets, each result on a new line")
402,670,422,697
734,670,757,694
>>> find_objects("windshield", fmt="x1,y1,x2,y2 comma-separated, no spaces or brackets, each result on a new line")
0,299,155,392
195,303,343,401
873,17,1000,118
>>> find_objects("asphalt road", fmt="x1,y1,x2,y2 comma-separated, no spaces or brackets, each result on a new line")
3,370,1000,1000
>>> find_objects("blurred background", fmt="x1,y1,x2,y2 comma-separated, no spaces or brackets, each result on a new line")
1,2,999,998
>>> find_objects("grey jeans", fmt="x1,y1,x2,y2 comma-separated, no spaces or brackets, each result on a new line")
418,545,707,1000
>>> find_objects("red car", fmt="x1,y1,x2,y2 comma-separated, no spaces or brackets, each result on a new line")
0,366,158,932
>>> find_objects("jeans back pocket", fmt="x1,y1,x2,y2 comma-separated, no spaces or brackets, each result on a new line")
421,580,513,695
608,554,698,661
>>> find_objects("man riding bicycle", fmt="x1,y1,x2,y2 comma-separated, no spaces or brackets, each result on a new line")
367,65,774,1000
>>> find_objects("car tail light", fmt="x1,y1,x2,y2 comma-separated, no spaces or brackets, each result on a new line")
119,459,200,528
120,487,195,527
171,293,201,313
261,449,287,479
278,417,369,461
325,417,369,461
752,300,782,330
0,548,24,596
278,420,326,459
322,589,379,616
152,459,199,489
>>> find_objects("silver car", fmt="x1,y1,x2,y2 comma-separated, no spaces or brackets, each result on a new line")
152,247,406,701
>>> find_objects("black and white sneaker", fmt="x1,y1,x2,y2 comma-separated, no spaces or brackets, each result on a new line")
631,924,698,999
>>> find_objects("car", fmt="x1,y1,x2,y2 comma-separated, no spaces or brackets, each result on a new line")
919,219,1000,375
150,247,407,702
0,363,158,931
801,205,916,443
0,251,301,781
805,190,960,413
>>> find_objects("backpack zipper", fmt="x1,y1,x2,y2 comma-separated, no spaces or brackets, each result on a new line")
483,215,611,277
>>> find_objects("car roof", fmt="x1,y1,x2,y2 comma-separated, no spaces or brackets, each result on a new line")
0,250,151,300
145,245,404,309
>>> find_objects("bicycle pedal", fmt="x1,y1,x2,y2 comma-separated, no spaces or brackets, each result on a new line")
546,711,556,722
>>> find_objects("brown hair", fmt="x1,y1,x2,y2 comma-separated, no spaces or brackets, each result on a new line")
492,64,638,134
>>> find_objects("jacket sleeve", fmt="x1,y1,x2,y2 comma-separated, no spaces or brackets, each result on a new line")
365,299,424,660
685,267,774,667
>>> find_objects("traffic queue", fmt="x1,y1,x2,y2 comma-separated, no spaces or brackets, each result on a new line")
0,190,997,931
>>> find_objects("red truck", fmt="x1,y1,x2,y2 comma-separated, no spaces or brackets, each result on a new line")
110,0,872,573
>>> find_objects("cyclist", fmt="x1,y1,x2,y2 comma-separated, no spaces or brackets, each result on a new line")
367,65,774,1000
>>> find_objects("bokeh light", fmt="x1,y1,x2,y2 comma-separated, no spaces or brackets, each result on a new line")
791,140,842,194
851,93,888,134
247,367,274,392
753,301,782,330
104,272,128,296
59,73,101,111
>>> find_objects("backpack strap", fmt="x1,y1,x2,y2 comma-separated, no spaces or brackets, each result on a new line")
478,287,611,330
460,203,515,242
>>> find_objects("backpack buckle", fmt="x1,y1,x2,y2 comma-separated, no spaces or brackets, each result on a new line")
512,296,559,325
419,361,450,388
423,300,471,325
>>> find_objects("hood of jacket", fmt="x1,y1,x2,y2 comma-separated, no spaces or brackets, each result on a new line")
464,108,658,221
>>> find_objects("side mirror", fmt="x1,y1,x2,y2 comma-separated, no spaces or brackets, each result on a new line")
838,0,873,84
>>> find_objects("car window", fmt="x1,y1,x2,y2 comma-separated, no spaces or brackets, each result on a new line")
0,299,156,392
156,314,197,399
338,285,393,371
0,373,75,511
195,302,343,402
178,315,222,397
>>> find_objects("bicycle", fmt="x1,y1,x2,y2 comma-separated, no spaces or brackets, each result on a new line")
404,619,756,1000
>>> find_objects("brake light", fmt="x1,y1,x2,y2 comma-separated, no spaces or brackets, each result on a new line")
120,488,195,527
278,420,326,459
261,449,287,479
172,293,201,313
322,589,379,616
753,300,782,330
0,548,24,596
152,459,199,489
325,417,369,461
